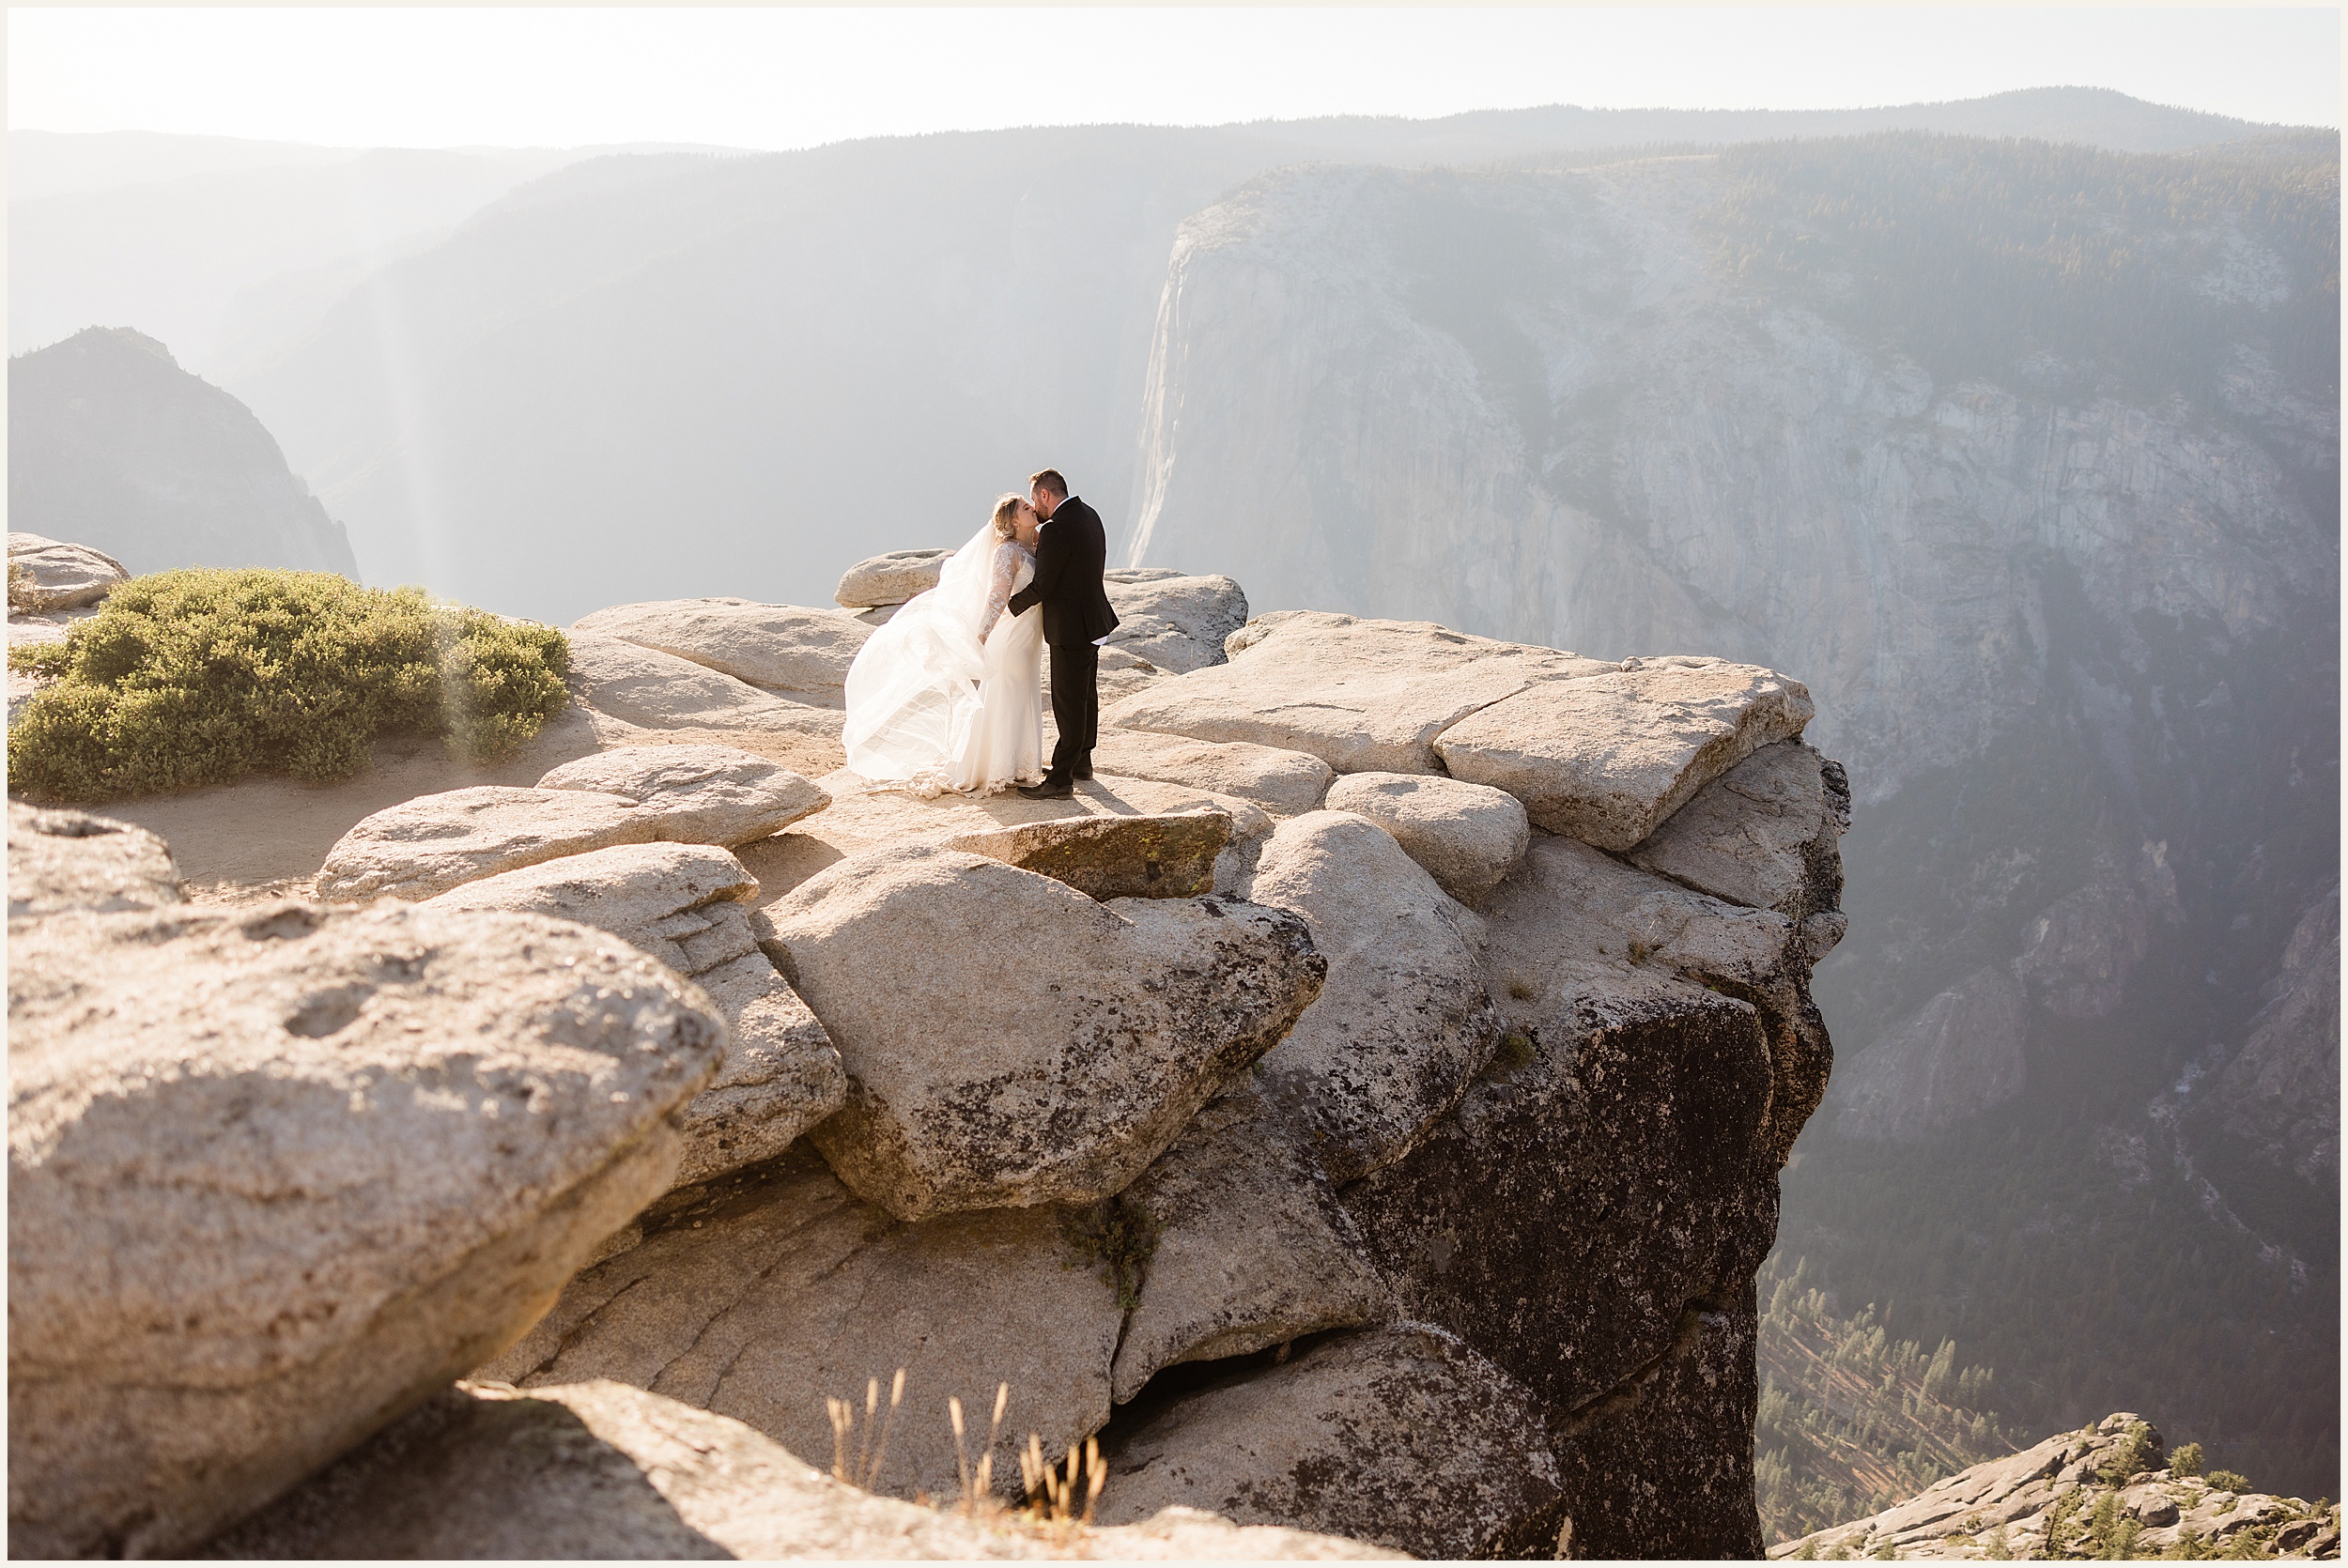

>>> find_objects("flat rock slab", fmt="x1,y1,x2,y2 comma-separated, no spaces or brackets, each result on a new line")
1104,611,1611,775
8,532,128,610
538,744,831,845
1090,729,1334,817
316,785,656,902
8,801,182,918
1104,573,1249,675
835,548,951,608
1097,1324,1565,1560
1435,655,1815,852
206,1377,1399,1560
1626,740,1848,920
572,598,873,702
419,843,849,1188
763,844,1324,1221
8,899,726,1559
1113,1082,1394,1405
477,1146,1124,1508
943,810,1232,900
1241,811,1501,1183
567,632,846,741
1323,772,1530,907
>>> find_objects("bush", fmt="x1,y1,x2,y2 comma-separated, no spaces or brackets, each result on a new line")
2206,1468,2253,1494
2098,1421,2157,1485
2171,1441,2205,1478
8,568,569,802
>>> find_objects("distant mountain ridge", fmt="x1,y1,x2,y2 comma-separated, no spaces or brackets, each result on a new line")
8,327,358,578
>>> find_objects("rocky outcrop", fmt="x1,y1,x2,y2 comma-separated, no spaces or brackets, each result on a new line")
478,1147,1126,1507
572,599,873,705
1110,1081,1394,1404
8,328,357,578
1322,771,1529,906
1089,728,1334,817
208,1377,1398,1560
419,842,847,1188
317,752,827,903
764,845,1324,1220
1833,967,2030,1142
1240,810,1503,1182
6,799,181,916
942,810,1231,900
566,631,848,742
1435,658,1815,851
1770,1414,2341,1560
316,785,659,901
1101,569,1250,674
837,548,952,610
7,531,128,610
8,895,726,1559
2202,884,2341,1184
2011,843,2185,1019
1104,611,1610,774
1097,1324,1565,1559
536,744,831,845
1628,741,1850,923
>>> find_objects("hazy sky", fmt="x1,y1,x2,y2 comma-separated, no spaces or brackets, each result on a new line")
9,7,2340,150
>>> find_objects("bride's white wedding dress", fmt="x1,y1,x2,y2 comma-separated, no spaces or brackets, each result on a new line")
842,525,1043,795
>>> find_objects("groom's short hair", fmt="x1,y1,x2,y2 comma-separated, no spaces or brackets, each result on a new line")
1029,469,1068,500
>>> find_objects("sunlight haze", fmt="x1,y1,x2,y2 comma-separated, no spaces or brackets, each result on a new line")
9,7,2340,149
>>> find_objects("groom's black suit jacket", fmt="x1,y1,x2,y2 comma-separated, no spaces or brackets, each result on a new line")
1008,496,1120,648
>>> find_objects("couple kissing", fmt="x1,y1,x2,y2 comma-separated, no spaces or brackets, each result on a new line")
841,469,1118,799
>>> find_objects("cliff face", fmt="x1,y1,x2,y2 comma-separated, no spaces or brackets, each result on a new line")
8,327,358,578
1120,142,2340,1485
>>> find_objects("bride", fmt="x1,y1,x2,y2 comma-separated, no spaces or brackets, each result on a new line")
842,495,1045,794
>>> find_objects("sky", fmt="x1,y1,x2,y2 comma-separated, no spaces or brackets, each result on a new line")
8,6,2340,152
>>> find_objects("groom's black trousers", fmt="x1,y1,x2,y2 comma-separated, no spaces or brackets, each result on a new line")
1046,639,1099,782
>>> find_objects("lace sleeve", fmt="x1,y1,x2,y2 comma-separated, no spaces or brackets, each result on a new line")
981,542,1022,640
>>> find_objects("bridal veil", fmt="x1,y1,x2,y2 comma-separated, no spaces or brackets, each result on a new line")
842,525,998,789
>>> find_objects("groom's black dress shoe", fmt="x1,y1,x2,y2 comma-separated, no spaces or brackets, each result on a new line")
1073,764,1093,780
1019,778,1075,800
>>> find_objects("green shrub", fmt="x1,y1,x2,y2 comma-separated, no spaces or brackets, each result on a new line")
2170,1442,2205,1478
8,568,569,802
2205,1469,2252,1495
2098,1421,2157,1485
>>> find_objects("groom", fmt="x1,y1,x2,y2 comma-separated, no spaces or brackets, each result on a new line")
1011,469,1119,799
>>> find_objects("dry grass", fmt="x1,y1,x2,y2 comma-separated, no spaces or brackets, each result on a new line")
825,1367,1109,1537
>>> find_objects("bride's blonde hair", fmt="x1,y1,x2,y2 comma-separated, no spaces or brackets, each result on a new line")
990,494,1024,541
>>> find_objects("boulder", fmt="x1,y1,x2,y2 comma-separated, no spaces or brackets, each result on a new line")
566,631,846,741
1335,833,1794,1557
1833,967,2029,1142
8,899,727,1559
835,548,951,608
1628,741,1849,922
1096,1325,1565,1559
571,598,872,702
1090,729,1334,817
205,1377,1400,1560
7,532,128,610
7,800,182,918
315,785,656,902
537,744,831,845
1103,612,1610,775
1239,811,1502,1183
762,845,1324,1221
1104,573,1249,674
1322,772,1529,907
1433,656,1815,852
419,844,848,1188
942,810,1231,900
1112,1082,1394,1405
478,1147,1124,1507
